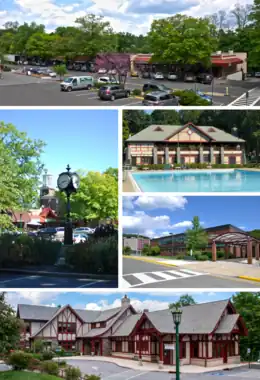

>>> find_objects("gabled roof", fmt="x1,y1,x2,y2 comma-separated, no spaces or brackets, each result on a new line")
215,314,240,334
112,314,141,337
93,307,121,322
127,124,245,143
18,304,59,321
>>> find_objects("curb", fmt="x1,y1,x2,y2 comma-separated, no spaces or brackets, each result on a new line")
0,268,117,280
123,256,177,267
238,275,260,282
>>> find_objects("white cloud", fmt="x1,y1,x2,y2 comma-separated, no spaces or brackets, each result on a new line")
134,195,187,210
6,291,61,309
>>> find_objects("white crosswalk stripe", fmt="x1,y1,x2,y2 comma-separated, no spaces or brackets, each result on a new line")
123,268,206,288
228,87,260,106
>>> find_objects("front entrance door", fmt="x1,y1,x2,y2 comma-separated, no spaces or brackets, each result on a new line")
95,341,100,355
223,344,227,363
163,349,171,365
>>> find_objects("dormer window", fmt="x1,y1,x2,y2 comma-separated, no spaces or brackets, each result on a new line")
208,128,216,132
154,126,163,132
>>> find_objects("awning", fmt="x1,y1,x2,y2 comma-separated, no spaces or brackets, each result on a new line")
211,57,243,66
134,57,152,63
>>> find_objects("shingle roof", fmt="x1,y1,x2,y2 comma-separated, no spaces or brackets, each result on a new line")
127,124,245,143
215,314,239,334
112,314,141,336
94,307,121,322
145,300,230,334
84,327,109,337
74,309,100,322
18,304,59,321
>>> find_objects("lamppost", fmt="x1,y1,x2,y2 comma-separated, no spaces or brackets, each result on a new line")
170,305,182,380
57,165,80,245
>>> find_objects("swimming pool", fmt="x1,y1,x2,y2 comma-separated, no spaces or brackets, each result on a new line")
131,169,260,192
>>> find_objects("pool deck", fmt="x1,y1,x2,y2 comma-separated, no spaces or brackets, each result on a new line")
123,175,136,192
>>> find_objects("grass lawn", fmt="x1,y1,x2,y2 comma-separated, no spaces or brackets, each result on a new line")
0,372,61,380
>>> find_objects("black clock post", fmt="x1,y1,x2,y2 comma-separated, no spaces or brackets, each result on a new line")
57,164,80,247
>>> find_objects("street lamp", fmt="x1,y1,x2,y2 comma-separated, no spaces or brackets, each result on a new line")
170,305,182,380
57,165,80,245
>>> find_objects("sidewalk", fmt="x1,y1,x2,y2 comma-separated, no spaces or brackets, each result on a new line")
125,255,260,282
59,355,248,373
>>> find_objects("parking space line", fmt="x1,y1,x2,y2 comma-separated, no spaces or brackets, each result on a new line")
0,275,35,284
103,369,134,378
78,280,107,288
125,372,149,380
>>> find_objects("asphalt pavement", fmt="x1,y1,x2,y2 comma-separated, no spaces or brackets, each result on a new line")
122,258,260,288
0,273,117,288
0,70,255,106
62,360,260,380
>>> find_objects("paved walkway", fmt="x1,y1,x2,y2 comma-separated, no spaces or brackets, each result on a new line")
58,356,248,373
125,256,260,282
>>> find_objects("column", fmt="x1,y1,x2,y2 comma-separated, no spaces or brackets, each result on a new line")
256,243,260,261
199,147,204,163
212,241,217,262
126,145,132,164
235,246,241,258
100,338,103,356
220,146,225,164
210,146,214,164
159,337,164,368
224,245,229,260
177,147,181,164
91,340,95,355
153,146,158,164
138,336,143,366
165,146,169,164
247,239,252,265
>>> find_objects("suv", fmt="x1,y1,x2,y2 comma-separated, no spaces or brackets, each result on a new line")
197,73,213,84
143,83,172,94
98,85,131,101
184,72,196,82
142,91,179,106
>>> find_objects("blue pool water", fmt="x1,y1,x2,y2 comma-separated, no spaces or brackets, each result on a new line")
132,170,260,192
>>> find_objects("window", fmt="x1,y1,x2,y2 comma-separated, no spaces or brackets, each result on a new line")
144,95,157,101
60,342,75,351
141,157,152,165
136,341,149,353
203,154,210,163
72,79,77,85
159,94,168,101
58,322,76,334
115,341,122,352
229,156,236,164
100,322,106,328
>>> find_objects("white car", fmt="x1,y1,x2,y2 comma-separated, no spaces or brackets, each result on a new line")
45,69,56,77
153,72,164,80
98,68,107,74
168,72,178,81
74,227,94,234
73,233,87,244
108,69,117,75
97,76,119,84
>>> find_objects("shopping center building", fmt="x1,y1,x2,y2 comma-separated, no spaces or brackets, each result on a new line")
18,295,247,368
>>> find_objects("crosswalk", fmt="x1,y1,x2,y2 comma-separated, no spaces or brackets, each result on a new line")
122,268,205,288
228,87,260,106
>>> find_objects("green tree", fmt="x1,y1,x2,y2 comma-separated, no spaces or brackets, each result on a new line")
12,22,45,56
142,244,151,255
123,246,132,255
53,64,67,81
253,129,260,163
150,110,180,125
0,122,45,229
123,119,130,143
232,292,260,361
249,0,260,69
104,167,118,181
0,292,21,353
25,32,54,59
169,294,196,309
148,14,217,67
57,171,118,222
123,110,151,135
185,216,208,253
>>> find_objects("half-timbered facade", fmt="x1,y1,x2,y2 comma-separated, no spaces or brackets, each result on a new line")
17,296,247,368
125,123,246,166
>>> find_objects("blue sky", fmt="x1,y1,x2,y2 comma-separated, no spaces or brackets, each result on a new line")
6,291,238,312
0,109,118,186
1,0,252,35
123,196,260,238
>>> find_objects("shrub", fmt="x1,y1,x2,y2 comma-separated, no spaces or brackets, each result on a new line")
218,251,225,259
42,351,54,361
28,357,41,371
65,235,118,274
7,351,32,370
84,375,101,380
58,359,67,367
196,254,209,261
132,88,142,96
41,360,59,376
65,366,82,380
175,255,185,260
172,90,210,106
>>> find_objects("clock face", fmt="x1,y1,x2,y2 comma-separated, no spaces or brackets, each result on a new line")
57,173,70,189
72,173,80,189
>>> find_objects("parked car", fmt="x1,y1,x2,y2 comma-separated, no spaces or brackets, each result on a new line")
167,72,178,81
108,69,117,75
98,68,107,74
38,227,57,236
60,76,94,91
255,72,260,78
97,76,119,84
143,83,172,94
142,91,179,106
98,85,131,101
41,68,56,77
73,234,87,244
184,72,196,82
142,72,151,79
74,227,94,234
197,73,213,84
152,72,164,80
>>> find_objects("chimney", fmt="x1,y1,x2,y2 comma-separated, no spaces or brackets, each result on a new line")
121,295,130,308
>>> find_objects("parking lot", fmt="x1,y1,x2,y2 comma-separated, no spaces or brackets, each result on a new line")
0,70,258,106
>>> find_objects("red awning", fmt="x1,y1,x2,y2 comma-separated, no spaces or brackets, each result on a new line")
134,57,151,63
211,57,243,66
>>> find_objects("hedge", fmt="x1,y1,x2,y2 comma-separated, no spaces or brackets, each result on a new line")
136,163,245,171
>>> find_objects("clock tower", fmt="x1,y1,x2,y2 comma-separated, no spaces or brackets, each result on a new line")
40,169,58,212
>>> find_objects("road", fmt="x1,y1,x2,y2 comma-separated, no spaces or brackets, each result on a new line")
122,258,260,288
0,273,117,288
62,360,260,380
0,70,257,106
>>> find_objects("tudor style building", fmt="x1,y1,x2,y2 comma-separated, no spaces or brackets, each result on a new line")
17,295,247,368
125,123,246,166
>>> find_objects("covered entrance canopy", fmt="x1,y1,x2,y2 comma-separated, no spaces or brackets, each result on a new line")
212,232,260,264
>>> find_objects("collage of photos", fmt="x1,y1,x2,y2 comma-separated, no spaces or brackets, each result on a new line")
1,0,260,380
